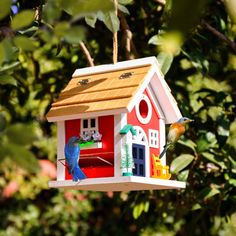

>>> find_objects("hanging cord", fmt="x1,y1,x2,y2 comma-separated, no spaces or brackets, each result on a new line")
113,0,118,64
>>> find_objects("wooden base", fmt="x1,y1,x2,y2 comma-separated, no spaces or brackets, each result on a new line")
49,176,186,191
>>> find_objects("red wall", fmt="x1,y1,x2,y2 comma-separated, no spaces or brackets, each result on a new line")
65,115,114,179
127,89,161,176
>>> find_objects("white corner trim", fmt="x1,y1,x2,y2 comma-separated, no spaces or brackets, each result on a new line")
72,56,158,77
159,118,166,166
114,113,127,177
57,121,65,181
135,94,152,124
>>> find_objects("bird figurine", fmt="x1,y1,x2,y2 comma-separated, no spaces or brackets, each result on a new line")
64,136,87,181
159,117,193,159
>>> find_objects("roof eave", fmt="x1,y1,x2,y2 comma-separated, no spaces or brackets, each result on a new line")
47,107,128,122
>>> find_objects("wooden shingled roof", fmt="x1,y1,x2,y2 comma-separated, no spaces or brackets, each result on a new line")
46,64,152,120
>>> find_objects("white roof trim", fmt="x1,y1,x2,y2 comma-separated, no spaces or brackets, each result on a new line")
150,71,182,124
72,56,158,77
146,85,165,120
127,63,157,112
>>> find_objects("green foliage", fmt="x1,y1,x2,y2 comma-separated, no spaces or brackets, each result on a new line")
11,10,35,30
170,154,194,174
0,0,11,20
0,0,236,235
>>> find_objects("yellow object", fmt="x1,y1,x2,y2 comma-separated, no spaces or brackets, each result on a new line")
151,154,171,180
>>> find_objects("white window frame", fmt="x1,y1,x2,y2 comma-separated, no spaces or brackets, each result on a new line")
135,94,152,124
80,117,98,136
148,129,159,148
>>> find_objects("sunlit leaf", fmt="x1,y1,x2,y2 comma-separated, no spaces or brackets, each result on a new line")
85,15,98,28
62,0,114,17
63,26,86,44
170,154,195,174
0,75,17,86
14,36,37,51
224,0,236,24
148,34,165,45
0,39,17,63
133,202,145,219
229,179,236,187
0,0,11,20
201,152,226,169
191,203,201,211
100,11,120,33
144,201,150,213
157,51,173,75
118,0,133,5
54,22,70,37
196,132,218,152
177,169,189,182
42,0,62,24
199,187,220,200
178,139,197,153
0,62,20,73
11,10,35,30
118,4,130,14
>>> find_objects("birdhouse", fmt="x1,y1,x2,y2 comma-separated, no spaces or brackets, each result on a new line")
46,57,186,191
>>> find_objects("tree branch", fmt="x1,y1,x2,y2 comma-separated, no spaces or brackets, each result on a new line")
119,11,139,59
35,4,43,24
202,20,236,54
79,42,94,67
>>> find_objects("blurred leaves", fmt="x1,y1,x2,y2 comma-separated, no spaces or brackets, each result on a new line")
98,11,120,33
0,0,11,20
0,74,17,86
157,51,173,75
0,123,40,172
224,0,236,24
11,10,35,30
170,154,195,174
61,0,114,17
133,201,150,219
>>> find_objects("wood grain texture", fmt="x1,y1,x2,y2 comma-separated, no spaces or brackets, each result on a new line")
47,65,151,118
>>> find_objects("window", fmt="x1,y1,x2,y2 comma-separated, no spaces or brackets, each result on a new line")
135,94,152,124
149,129,159,148
81,117,98,136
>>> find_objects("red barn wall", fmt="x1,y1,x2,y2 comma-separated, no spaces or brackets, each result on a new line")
65,115,114,179
127,89,161,176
